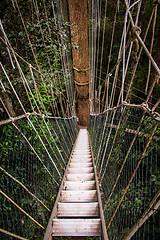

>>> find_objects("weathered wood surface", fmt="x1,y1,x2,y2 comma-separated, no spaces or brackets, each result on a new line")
52,219,101,236
69,162,93,167
49,128,106,238
68,167,94,173
57,202,99,217
61,190,97,202
64,180,96,190
71,157,92,162
66,173,95,181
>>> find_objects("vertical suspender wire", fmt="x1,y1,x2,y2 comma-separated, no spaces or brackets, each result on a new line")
109,25,124,109
97,109,117,171
95,0,102,96
34,0,69,119
34,1,76,148
59,0,73,115
124,0,142,80
109,1,133,109
0,97,59,186
95,0,99,112
94,13,132,167
102,114,145,210
0,189,45,230
0,62,26,114
98,86,129,173
104,1,118,110
27,116,62,178
0,21,15,70
34,117,65,169
106,121,159,231
1,59,62,178
59,0,74,111
122,1,142,104
30,64,72,156
15,58,67,169
0,166,50,212
1,22,75,161
90,0,95,114
44,0,66,104
53,0,72,116
13,0,55,116
54,0,77,142
88,0,92,113
124,0,160,103
125,8,155,102
12,122,59,186
98,104,126,174
95,111,108,166
29,65,48,116
98,0,108,103
33,0,60,116
145,5,157,95
121,0,141,104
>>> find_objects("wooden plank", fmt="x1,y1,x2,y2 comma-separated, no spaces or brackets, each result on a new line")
68,167,94,174
52,219,101,236
61,190,97,202
66,173,95,181
64,180,96,190
71,156,92,160
73,150,90,153
72,152,91,155
71,156,92,159
57,202,99,217
69,162,93,168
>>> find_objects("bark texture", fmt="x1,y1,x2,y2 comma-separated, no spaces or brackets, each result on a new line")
68,0,90,126
1,92,16,118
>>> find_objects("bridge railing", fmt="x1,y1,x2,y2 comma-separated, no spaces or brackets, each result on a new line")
0,116,78,240
89,106,160,240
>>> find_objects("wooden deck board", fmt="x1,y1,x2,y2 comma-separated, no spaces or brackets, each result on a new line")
61,190,97,202
44,129,106,239
64,180,96,190
52,219,101,236
68,167,94,174
57,202,99,217
66,173,95,181
69,162,93,168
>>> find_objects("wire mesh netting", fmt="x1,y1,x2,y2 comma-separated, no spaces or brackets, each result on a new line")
0,116,78,239
89,106,160,240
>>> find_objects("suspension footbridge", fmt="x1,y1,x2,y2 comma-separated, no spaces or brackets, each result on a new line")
0,0,160,239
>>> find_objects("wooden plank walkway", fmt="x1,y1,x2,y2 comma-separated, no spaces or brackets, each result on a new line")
44,128,108,239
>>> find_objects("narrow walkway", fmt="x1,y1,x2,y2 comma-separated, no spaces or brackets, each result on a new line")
44,128,107,239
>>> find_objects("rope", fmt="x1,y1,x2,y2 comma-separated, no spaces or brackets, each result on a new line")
74,80,90,86
125,7,156,102
124,0,160,77
104,1,118,109
12,122,59,186
0,229,28,240
103,114,145,210
145,5,158,95
0,189,45,230
106,121,159,231
91,102,160,122
123,189,160,239
0,166,50,212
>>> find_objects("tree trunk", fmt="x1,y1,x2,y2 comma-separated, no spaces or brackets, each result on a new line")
1,92,16,118
68,0,90,126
